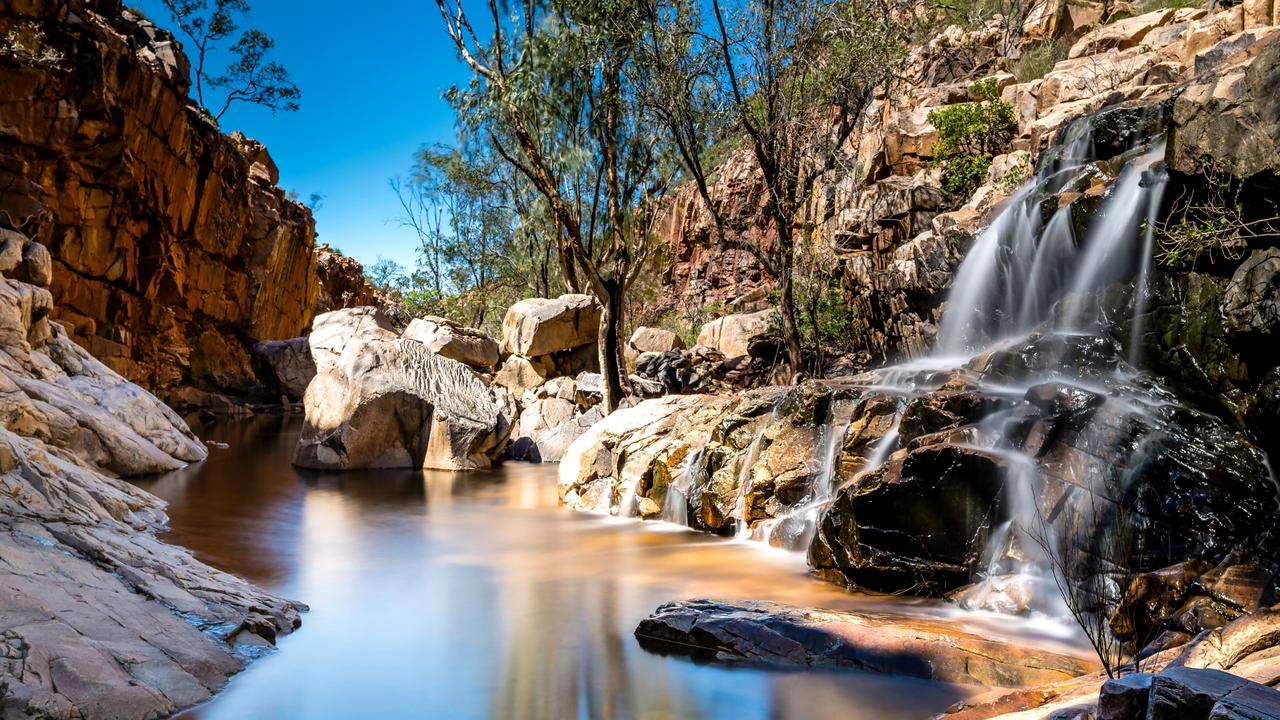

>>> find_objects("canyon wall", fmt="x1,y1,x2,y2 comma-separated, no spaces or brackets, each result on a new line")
0,0,318,408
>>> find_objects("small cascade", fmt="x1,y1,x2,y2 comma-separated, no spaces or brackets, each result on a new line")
660,448,704,527
733,407,780,538
755,398,857,550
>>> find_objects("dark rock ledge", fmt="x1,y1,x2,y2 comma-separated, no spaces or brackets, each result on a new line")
635,599,1099,688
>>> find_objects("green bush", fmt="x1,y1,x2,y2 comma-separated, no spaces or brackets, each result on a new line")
927,77,1016,199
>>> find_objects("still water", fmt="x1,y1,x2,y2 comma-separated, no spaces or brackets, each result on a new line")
136,415,990,720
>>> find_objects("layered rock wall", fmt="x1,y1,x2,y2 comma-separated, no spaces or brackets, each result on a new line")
0,0,318,407
0,227,303,719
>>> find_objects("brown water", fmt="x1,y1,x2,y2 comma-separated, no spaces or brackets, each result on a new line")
134,415,1074,720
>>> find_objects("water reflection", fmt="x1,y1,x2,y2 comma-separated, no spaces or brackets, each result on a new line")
136,415,977,720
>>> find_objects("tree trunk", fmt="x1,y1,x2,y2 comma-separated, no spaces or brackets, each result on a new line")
597,278,626,414
778,265,804,378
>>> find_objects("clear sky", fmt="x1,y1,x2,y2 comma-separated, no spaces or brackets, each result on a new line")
135,0,470,272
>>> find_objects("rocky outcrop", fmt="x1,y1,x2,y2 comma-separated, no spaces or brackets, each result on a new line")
293,307,514,471
941,603,1280,719
0,1,319,407
635,599,1099,687
314,244,378,313
1169,26,1280,180
0,228,303,720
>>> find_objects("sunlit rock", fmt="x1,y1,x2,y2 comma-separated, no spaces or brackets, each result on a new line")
294,313,513,471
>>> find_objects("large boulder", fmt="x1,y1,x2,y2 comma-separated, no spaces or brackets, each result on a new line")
501,294,601,357
628,326,685,355
403,315,500,369
294,311,514,471
697,309,778,358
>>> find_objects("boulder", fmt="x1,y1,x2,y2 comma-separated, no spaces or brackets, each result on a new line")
1067,8,1175,59
510,399,604,463
697,309,778,358
253,336,315,402
628,326,685,355
501,294,601,357
294,332,513,471
308,306,398,373
494,354,551,394
403,315,500,368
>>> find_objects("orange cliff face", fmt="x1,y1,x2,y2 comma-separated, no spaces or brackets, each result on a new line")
0,0,318,408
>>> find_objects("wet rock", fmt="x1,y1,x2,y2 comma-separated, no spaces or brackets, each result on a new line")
501,294,601,357
1221,248,1280,340
1147,667,1251,720
810,444,1007,593
1099,673,1153,720
635,599,1099,687
403,316,500,369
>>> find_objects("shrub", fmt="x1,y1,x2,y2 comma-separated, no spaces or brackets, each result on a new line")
1154,157,1280,269
927,77,1017,199
1012,37,1069,83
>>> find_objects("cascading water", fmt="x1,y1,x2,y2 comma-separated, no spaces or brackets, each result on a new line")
929,120,1171,617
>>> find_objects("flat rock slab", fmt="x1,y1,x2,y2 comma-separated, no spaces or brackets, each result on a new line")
635,599,1100,688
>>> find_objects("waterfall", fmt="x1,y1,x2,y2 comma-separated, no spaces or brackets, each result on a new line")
930,122,1170,617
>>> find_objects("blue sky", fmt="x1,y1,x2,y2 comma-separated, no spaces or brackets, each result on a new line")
135,0,470,271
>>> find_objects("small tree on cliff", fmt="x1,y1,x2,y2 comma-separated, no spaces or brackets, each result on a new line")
159,0,300,121
437,0,676,414
643,0,911,376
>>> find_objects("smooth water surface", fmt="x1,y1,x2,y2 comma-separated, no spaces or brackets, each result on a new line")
136,415,993,720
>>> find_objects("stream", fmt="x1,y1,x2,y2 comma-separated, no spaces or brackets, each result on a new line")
130,414,1085,720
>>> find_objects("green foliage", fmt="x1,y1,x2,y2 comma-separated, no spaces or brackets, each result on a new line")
941,153,993,197
158,0,299,120
927,77,1016,199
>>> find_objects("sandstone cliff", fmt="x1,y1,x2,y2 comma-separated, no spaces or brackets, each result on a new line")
0,0,318,408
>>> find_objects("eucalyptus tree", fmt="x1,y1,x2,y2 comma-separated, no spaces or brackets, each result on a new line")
642,0,911,375
158,0,300,120
436,0,677,413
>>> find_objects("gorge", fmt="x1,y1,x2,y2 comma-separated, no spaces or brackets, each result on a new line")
3,0,1280,719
